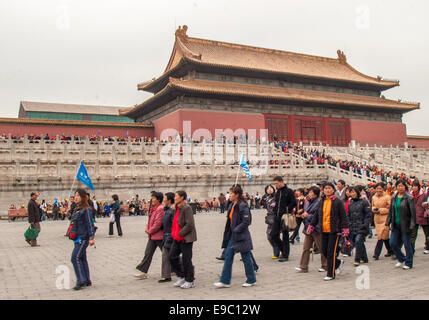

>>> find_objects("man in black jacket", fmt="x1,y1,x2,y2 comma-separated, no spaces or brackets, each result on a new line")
272,176,297,262
27,192,41,247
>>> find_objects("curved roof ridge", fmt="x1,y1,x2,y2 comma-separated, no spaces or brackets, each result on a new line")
183,36,337,63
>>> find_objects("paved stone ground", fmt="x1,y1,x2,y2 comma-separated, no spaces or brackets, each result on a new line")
0,210,428,300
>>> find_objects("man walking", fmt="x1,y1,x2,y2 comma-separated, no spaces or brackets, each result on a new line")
335,180,347,203
272,176,297,262
27,192,42,247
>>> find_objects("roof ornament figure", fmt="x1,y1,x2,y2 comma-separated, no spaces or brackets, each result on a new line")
175,25,188,38
337,50,347,63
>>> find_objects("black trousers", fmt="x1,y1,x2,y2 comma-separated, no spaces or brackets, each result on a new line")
169,240,195,282
270,218,290,258
109,213,123,236
136,239,163,273
321,233,341,278
374,239,393,257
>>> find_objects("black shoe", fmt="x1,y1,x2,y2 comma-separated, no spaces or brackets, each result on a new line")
73,284,84,291
216,257,225,261
385,252,393,257
373,255,379,260
278,258,289,262
158,278,172,283
82,282,92,287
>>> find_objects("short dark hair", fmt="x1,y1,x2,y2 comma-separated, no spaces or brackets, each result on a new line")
176,190,187,201
324,182,336,191
375,182,386,190
165,192,175,204
231,185,244,200
308,186,320,198
265,185,275,194
396,179,408,188
152,191,164,203
412,180,421,189
273,176,283,182
112,194,119,201
349,186,361,197
338,180,346,186
296,188,305,195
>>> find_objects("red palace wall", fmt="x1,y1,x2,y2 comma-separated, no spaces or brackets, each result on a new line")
407,138,429,149
153,109,266,139
350,120,407,146
0,123,154,138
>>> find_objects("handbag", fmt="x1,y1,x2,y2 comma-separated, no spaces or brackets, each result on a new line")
282,213,297,231
265,215,276,225
24,225,38,240
340,236,355,255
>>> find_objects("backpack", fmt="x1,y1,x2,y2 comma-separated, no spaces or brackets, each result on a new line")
66,211,81,240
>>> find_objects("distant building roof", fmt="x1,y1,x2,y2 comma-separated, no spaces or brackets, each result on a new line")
20,101,127,116
0,117,153,128
139,25,399,93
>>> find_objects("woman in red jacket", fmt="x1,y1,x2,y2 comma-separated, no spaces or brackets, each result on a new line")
134,192,165,280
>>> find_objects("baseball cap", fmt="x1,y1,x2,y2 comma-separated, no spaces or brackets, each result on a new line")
31,192,40,197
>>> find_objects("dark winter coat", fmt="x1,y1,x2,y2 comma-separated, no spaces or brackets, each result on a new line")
27,199,41,223
310,196,349,234
273,185,297,217
222,200,253,253
74,207,95,240
162,206,175,249
302,197,320,234
386,193,416,233
411,189,428,226
347,197,372,235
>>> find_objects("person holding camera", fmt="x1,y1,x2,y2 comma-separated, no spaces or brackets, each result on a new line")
371,183,394,259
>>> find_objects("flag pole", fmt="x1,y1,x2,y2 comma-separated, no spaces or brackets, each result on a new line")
68,160,80,198
234,165,240,187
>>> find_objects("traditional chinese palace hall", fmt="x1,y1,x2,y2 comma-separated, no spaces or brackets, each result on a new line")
121,25,422,146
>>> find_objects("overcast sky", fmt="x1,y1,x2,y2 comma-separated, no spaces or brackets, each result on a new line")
0,0,427,135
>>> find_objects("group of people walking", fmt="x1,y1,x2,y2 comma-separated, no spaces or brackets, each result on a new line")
25,174,428,290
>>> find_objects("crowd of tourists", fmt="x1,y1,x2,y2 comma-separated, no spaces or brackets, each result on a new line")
23,174,429,291
0,133,154,143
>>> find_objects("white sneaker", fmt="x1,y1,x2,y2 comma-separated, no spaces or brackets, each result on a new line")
134,272,148,279
402,265,411,270
242,282,257,287
336,260,344,275
342,254,349,257
318,268,326,272
395,262,404,268
323,276,333,281
295,267,308,273
180,281,195,289
213,282,230,288
173,278,186,287
424,250,429,254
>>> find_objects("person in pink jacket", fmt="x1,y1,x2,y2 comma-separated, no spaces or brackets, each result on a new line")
134,192,165,280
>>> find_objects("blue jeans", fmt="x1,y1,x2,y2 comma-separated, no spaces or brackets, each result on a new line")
390,224,413,268
349,233,368,263
220,239,256,285
71,239,91,285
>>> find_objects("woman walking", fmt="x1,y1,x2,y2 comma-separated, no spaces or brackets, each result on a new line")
347,186,372,266
264,185,280,259
290,188,305,244
170,190,197,289
410,180,428,253
159,192,176,283
70,188,95,291
296,186,327,273
372,183,394,259
308,182,349,281
214,185,256,288
386,180,416,269
135,192,165,280
109,194,123,236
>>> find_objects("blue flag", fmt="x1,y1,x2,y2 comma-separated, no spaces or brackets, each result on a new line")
239,154,252,182
76,161,94,190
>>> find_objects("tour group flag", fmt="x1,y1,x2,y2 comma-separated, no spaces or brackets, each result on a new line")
76,161,94,190
239,154,252,182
